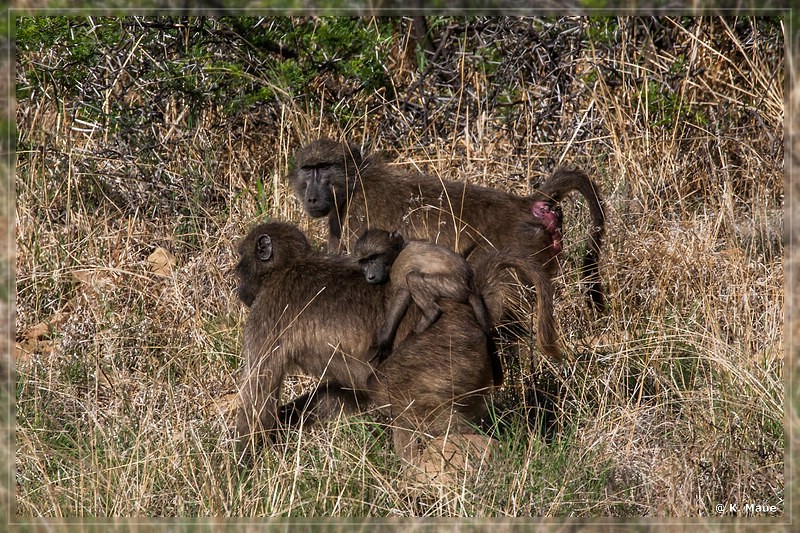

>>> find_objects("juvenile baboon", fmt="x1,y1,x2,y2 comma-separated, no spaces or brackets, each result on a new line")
233,221,497,460
354,228,493,363
287,138,606,311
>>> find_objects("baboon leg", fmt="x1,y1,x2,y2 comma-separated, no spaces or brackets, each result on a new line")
533,267,561,359
408,271,472,301
373,287,413,363
392,424,422,464
405,271,443,333
235,360,281,455
466,288,501,387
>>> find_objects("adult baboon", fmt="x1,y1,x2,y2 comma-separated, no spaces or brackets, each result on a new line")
233,221,497,460
287,138,606,311
353,228,492,363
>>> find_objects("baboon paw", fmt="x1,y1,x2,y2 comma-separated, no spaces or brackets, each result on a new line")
414,315,439,333
369,345,391,364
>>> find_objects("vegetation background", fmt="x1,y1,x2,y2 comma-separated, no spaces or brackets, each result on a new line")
10,13,789,525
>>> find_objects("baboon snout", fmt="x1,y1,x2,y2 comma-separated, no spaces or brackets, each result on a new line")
365,270,386,284
304,192,330,217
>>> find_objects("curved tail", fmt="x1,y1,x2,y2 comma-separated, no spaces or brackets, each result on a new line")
535,167,606,312
472,252,561,361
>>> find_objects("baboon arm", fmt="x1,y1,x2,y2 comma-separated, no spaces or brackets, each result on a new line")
468,293,492,332
373,287,413,362
327,219,343,253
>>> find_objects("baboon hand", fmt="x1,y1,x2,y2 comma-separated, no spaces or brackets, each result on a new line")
369,342,392,365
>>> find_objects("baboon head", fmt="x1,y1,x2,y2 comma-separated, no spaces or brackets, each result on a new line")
287,139,364,218
235,222,312,306
354,228,405,285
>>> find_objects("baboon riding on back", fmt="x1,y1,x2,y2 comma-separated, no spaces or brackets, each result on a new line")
233,221,560,460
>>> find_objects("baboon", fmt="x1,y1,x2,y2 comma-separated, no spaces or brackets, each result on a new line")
469,250,562,361
287,138,606,311
233,221,498,461
354,228,493,364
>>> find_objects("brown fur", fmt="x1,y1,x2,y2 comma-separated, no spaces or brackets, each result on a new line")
354,228,493,362
233,221,496,461
287,138,606,311
470,252,561,360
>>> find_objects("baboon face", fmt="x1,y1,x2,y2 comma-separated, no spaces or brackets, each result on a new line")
531,200,563,253
235,222,312,306
354,229,405,285
294,165,338,218
288,139,363,218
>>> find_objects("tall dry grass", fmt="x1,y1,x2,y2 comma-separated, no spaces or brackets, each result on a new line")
13,16,785,521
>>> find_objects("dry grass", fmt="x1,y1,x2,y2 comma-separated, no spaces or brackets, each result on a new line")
12,16,785,521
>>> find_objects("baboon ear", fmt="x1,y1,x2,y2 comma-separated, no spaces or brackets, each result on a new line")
389,230,404,245
346,142,363,163
256,234,273,261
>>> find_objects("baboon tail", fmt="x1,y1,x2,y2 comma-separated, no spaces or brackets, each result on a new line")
535,167,606,312
472,252,562,361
